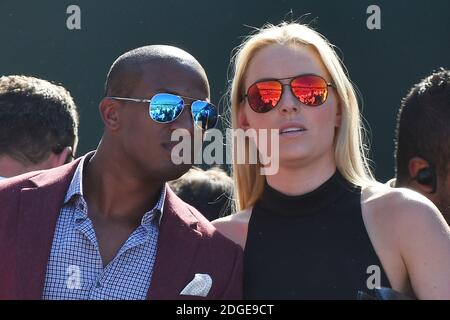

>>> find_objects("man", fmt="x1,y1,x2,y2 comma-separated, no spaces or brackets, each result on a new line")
0,45,242,299
392,68,450,223
0,75,79,180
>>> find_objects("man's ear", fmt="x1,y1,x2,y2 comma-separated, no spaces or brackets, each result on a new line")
408,157,430,179
99,98,121,131
238,103,250,130
408,156,435,194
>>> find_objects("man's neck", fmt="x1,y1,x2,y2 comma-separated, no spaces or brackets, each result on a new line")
82,149,164,223
0,155,32,177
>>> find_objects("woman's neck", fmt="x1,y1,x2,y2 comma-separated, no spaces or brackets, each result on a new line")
265,156,337,196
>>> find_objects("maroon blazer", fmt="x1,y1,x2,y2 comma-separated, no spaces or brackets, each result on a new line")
0,158,243,300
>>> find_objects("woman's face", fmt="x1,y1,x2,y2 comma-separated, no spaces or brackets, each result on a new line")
239,43,341,169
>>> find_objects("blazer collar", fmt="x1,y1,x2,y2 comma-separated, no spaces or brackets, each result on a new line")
16,153,202,300
147,186,203,300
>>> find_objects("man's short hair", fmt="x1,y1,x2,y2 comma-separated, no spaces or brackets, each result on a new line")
169,166,234,221
104,45,209,98
0,75,79,165
395,68,450,185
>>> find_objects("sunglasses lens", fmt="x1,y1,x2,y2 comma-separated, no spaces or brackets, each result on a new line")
291,75,329,106
149,93,184,123
191,101,218,130
247,81,282,113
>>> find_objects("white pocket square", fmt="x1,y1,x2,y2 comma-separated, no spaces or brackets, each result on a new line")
180,273,212,297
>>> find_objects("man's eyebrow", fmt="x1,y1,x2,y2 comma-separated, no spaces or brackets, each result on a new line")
153,88,175,94
143,88,181,100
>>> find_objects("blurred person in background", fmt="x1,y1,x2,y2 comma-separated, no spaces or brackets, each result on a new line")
391,68,450,224
169,166,234,221
0,75,79,180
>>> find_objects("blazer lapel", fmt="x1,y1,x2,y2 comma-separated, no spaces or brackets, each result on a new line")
16,159,81,299
147,187,202,300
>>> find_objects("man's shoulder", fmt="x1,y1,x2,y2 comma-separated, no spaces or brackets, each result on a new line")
0,171,41,195
0,160,81,215
171,194,242,253
0,161,78,191
184,202,239,245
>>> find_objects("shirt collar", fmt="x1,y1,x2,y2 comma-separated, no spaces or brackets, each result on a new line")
64,153,87,204
142,185,166,227
64,153,167,226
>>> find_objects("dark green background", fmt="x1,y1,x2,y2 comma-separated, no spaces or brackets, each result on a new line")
1,0,449,181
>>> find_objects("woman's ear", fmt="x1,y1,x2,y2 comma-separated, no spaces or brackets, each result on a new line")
99,98,120,131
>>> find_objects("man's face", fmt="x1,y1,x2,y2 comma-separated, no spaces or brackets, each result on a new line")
115,61,210,182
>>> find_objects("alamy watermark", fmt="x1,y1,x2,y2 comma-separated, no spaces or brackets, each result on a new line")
66,265,82,290
366,265,381,289
366,5,381,30
170,127,280,175
66,5,81,30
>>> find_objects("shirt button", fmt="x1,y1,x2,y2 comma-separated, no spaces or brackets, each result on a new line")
95,280,102,289
78,203,85,211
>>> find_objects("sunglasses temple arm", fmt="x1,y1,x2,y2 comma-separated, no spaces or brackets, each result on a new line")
106,97,151,103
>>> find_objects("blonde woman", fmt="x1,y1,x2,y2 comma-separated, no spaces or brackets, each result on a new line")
213,22,450,299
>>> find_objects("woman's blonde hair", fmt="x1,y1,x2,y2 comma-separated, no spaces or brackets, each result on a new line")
229,22,375,211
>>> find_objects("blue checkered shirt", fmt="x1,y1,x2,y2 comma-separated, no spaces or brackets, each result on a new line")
42,155,166,300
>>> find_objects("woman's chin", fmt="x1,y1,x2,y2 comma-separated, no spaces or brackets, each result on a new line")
278,150,310,166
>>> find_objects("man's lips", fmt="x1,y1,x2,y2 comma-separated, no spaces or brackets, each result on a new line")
161,141,180,151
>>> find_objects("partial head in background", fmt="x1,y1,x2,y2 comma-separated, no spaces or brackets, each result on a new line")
100,45,212,182
395,68,450,221
0,75,79,179
229,22,373,210
169,166,234,221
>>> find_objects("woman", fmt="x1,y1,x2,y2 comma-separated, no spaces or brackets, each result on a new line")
213,22,450,299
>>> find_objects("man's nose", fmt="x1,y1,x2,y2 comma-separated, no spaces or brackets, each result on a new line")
169,106,194,133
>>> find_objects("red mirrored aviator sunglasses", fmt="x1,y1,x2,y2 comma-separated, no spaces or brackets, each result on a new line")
244,74,336,113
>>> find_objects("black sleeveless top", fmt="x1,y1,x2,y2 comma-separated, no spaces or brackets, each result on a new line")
244,171,391,299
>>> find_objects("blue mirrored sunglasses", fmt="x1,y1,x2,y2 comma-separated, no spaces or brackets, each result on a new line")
106,93,219,130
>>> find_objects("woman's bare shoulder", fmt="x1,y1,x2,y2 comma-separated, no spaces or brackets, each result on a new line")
361,183,450,298
361,182,448,236
212,208,252,249
362,183,444,220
